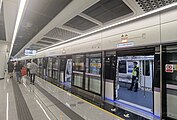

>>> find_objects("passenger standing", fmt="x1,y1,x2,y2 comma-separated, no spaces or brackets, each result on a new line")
7,60,14,78
128,61,139,92
29,60,38,85
15,61,23,83
27,61,31,76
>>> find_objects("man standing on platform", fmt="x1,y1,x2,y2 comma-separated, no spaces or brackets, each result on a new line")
128,61,139,92
29,60,38,85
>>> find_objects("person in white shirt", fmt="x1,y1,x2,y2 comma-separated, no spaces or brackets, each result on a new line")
27,61,31,76
29,60,38,85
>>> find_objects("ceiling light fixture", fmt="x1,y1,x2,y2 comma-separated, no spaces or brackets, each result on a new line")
0,0,2,13
9,0,27,57
38,2,177,54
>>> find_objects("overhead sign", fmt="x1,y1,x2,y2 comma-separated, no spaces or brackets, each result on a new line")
25,49,36,56
165,64,173,73
117,41,134,48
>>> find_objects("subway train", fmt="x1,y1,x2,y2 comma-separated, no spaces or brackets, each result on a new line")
18,7,177,120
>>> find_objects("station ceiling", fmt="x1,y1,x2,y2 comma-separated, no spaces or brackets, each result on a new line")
3,0,177,57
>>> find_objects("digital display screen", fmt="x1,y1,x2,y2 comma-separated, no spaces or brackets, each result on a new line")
25,49,37,56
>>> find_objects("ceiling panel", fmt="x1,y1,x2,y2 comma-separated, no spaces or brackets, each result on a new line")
45,27,81,40
0,6,6,40
64,15,98,31
37,41,53,45
83,0,133,23
12,0,72,56
29,46,41,50
30,44,46,48
135,0,177,12
41,37,60,43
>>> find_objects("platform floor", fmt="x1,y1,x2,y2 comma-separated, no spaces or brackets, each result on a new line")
0,73,159,120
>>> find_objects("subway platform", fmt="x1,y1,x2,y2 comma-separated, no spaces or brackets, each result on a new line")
0,73,160,120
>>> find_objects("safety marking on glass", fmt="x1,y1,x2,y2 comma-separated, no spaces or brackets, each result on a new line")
165,64,174,73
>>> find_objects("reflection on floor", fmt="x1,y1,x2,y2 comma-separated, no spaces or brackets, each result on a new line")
63,81,71,87
118,87,153,110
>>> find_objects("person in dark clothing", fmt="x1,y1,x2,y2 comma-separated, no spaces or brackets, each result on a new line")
7,61,14,78
128,61,139,92
15,61,23,83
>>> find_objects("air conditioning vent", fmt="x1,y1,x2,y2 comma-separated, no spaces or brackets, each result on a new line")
45,28,81,40
135,0,177,12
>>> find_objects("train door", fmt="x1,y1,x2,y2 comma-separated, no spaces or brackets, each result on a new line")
65,56,72,86
115,48,155,112
162,44,177,120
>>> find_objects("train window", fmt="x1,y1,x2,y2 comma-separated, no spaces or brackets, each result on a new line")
118,60,126,73
143,60,150,76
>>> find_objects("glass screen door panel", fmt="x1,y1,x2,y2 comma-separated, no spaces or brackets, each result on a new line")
52,57,59,81
38,58,43,76
65,57,72,85
47,58,53,78
163,45,177,119
85,53,101,94
60,57,66,83
43,57,48,79
73,55,84,88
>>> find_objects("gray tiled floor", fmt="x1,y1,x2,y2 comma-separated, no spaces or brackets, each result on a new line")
0,74,18,120
33,77,122,120
18,80,50,120
0,74,123,120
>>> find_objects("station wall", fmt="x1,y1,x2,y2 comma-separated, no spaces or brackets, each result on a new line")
0,44,7,79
